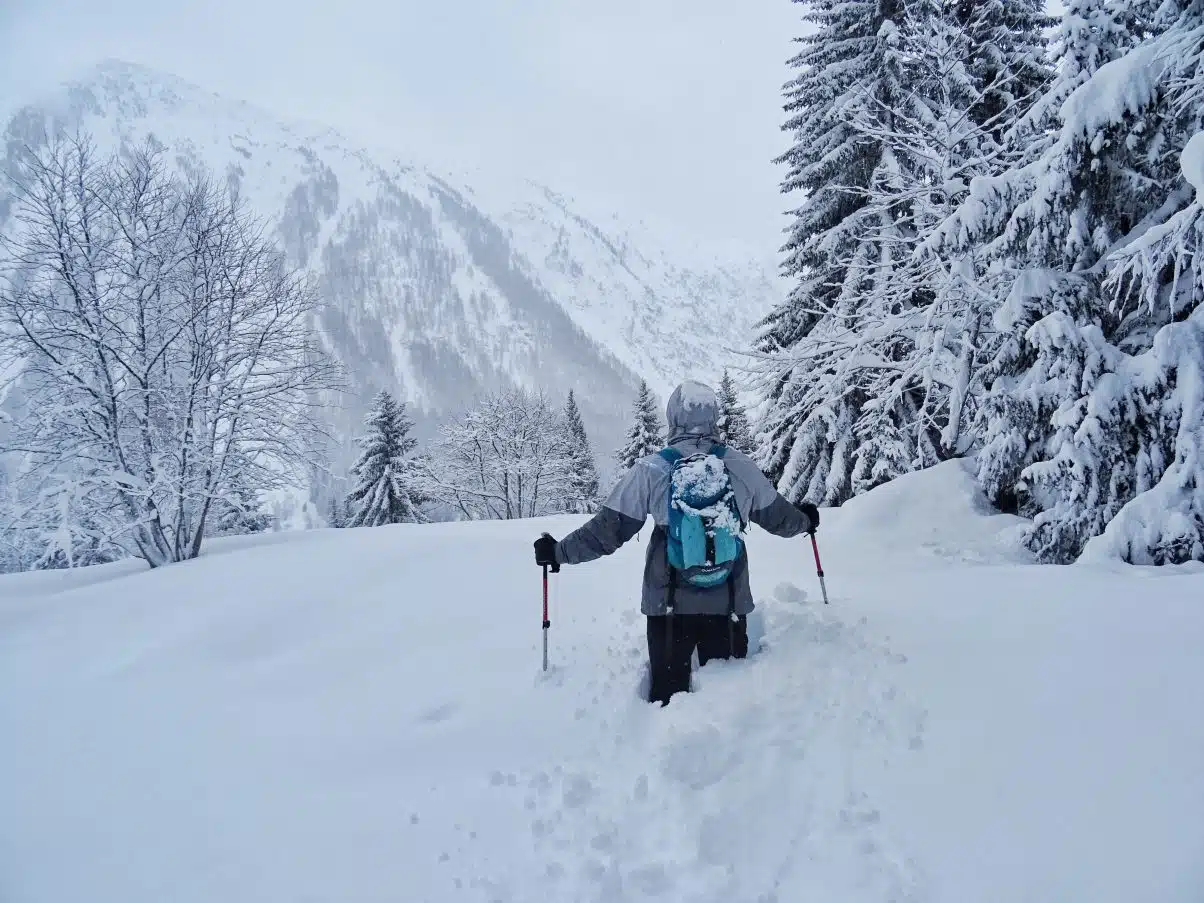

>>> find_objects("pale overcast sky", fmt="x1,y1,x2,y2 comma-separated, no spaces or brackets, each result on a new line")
0,0,802,253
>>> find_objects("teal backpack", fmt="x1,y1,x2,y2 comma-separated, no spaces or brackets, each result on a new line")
658,444,745,588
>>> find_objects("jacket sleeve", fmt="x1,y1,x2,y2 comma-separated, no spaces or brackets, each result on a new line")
555,461,652,565
750,492,813,538
728,449,814,538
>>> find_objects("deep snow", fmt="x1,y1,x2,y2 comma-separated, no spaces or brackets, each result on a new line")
2,462,1202,903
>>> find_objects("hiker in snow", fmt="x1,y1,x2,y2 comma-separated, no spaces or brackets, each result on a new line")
533,380,819,705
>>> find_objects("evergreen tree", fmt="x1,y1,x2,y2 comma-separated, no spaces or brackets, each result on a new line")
615,380,665,471
346,390,423,527
1010,0,1140,150
756,0,913,504
1046,0,1204,563
933,0,1204,562
955,0,1143,523
955,0,1055,144
563,390,600,513
754,0,1203,562
756,0,1026,502
717,370,755,455
213,478,273,536
327,495,349,529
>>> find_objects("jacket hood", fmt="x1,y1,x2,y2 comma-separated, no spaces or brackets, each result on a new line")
666,381,719,443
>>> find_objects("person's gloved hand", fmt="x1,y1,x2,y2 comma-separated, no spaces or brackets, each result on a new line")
796,501,820,534
534,533,560,572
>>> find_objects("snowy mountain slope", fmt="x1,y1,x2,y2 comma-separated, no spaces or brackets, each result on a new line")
3,462,1202,903
0,61,779,465
459,176,783,393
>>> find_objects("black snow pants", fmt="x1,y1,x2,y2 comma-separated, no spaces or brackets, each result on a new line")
646,614,748,706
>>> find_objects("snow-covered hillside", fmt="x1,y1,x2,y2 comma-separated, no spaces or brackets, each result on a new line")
3,461,1201,903
0,60,781,459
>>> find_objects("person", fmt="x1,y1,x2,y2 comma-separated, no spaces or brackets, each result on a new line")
533,380,819,705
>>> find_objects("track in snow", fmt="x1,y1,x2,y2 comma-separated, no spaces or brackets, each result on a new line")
474,591,928,902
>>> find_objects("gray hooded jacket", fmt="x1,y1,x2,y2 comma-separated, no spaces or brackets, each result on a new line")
555,381,813,616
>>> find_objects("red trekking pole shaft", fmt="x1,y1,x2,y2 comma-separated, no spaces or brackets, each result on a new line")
542,564,550,671
810,533,830,605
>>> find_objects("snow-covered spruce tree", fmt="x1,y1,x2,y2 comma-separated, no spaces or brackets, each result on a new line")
755,0,913,505
1069,3,1204,564
616,380,665,471
929,0,1149,524
563,390,600,514
212,464,274,536
1095,144,1204,562
755,0,1045,503
327,496,350,529
1009,0,1145,152
932,0,1204,562
955,0,1055,146
717,371,756,455
345,391,423,527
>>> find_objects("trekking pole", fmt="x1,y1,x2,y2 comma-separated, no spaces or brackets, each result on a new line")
809,533,830,605
542,563,551,671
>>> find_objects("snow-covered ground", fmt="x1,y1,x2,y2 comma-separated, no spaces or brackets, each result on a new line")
2,461,1202,903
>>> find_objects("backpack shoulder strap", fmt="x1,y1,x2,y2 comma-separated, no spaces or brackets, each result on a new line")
658,447,684,464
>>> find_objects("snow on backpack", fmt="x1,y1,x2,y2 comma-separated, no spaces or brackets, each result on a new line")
658,444,745,588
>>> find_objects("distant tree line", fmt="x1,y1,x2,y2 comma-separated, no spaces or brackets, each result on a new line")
336,372,754,530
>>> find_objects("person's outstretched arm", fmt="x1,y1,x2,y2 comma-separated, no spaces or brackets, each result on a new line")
728,450,818,538
554,459,655,565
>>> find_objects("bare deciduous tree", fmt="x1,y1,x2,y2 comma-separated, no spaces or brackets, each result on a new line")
419,388,574,520
0,134,340,567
